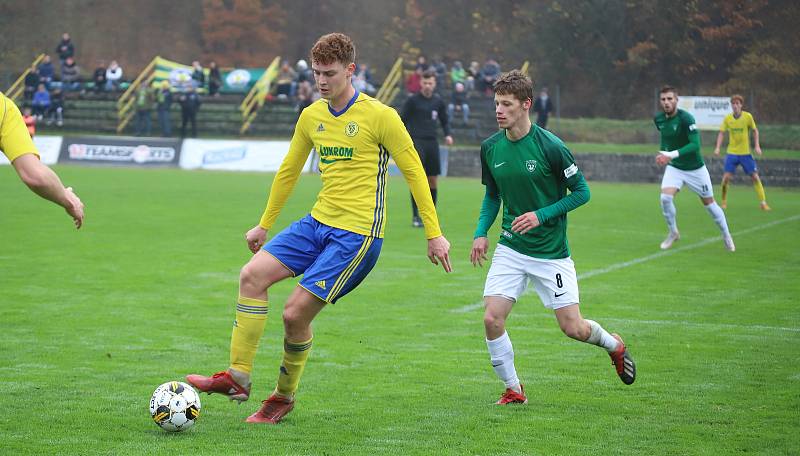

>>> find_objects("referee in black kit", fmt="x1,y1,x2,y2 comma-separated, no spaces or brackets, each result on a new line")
400,70,453,227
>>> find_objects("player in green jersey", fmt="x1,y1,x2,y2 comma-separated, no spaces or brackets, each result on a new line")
470,71,636,405
654,86,734,251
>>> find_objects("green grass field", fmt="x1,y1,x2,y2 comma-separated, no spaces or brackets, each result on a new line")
1,165,799,455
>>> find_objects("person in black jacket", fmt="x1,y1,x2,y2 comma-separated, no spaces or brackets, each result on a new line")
179,87,201,138
55,33,75,73
400,70,453,227
533,87,554,129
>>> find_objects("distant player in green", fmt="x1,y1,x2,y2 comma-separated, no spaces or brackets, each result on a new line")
654,86,735,251
713,94,770,211
470,70,636,405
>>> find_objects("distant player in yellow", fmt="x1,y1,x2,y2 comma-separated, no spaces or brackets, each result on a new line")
1,92,84,228
187,33,452,424
713,94,769,211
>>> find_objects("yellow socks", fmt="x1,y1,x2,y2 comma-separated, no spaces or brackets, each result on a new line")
754,179,767,203
276,338,313,397
229,296,269,374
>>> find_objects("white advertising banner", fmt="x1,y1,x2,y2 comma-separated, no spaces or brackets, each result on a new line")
0,135,62,165
180,139,313,172
677,96,732,130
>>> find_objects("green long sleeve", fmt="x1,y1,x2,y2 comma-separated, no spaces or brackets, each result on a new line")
534,173,590,224
473,186,501,238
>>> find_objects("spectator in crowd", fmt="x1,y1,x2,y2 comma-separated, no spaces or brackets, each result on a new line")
295,78,314,116
466,60,481,93
448,82,470,124
192,61,205,90
24,64,41,100
275,60,296,99
134,85,153,136
55,32,75,72
60,56,81,92
22,107,36,137
533,87,554,128
208,61,222,97
37,55,56,88
479,58,501,96
356,63,373,87
93,60,107,92
31,84,51,120
415,55,428,71
179,86,201,138
352,73,375,96
47,88,64,127
105,60,123,91
296,59,312,84
405,66,423,94
450,60,466,87
431,56,448,92
156,80,173,137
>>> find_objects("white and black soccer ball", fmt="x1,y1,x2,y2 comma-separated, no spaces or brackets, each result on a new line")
149,381,201,432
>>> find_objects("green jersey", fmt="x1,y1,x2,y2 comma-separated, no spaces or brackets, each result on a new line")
479,125,590,259
654,109,703,170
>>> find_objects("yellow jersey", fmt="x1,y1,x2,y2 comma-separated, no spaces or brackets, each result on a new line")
1,92,39,162
259,91,442,239
720,111,756,155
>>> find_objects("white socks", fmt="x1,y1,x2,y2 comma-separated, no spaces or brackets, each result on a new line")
660,193,678,233
704,202,731,237
486,331,520,389
584,320,620,352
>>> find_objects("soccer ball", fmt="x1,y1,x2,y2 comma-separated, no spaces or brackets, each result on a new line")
149,381,201,432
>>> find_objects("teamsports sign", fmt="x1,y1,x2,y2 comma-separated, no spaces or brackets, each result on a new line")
677,96,732,130
59,137,182,166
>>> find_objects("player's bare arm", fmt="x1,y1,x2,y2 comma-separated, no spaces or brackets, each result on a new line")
714,131,725,155
511,211,540,235
754,128,762,155
470,237,489,267
427,235,452,273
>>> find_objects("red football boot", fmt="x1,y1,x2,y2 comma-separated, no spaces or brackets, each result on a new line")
185,371,250,402
245,393,295,424
609,334,636,385
495,384,528,405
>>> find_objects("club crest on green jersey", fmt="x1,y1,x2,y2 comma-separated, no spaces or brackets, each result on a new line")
525,160,538,172
345,121,359,137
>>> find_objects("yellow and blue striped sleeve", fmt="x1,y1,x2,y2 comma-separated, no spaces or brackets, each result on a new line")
259,111,314,230
379,107,442,239
0,93,39,162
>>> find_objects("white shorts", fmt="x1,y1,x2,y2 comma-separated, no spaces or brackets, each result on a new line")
661,165,714,198
483,244,579,310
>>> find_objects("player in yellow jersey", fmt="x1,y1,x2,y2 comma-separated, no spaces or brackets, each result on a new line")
713,94,769,211
187,33,452,424
1,92,84,228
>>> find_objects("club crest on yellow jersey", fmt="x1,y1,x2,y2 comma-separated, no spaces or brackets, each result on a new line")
345,121,359,137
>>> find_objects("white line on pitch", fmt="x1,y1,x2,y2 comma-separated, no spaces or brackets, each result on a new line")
451,214,800,314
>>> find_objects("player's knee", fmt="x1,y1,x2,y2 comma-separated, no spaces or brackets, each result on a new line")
281,305,307,331
483,313,505,332
239,263,270,291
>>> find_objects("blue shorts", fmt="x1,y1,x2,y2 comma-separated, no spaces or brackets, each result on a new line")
263,214,383,304
724,154,757,175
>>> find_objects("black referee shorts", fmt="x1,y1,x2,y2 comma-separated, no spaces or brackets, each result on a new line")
412,138,441,177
